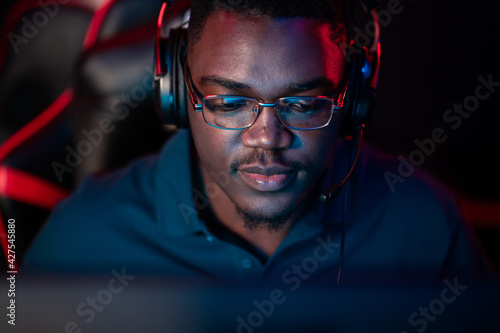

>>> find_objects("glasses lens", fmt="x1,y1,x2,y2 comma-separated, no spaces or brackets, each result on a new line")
203,96,257,129
277,97,334,129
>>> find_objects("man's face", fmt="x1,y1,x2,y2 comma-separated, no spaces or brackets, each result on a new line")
187,11,346,228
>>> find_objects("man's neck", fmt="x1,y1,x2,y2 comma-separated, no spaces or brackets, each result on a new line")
208,195,293,257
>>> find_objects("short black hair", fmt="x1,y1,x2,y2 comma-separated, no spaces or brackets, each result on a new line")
187,0,347,49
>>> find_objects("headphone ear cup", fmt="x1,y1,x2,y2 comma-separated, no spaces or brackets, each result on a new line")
154,27,188,128
171,27,189,128
340,45,379,137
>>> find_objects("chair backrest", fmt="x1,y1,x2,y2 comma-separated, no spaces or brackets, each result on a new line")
0,0,103,271
0,0,172,270
0,0,102,142
68,0,173,184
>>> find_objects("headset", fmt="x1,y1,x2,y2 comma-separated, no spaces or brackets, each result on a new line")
154,0,380,202
154,0,380,136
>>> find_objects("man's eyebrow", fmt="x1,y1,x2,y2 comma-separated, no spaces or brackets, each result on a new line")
200,76,336,92
200,76,252,90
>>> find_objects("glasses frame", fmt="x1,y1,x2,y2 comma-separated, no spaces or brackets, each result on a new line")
186,66,344,131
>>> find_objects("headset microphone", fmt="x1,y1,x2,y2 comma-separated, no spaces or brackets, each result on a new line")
320,125,364,203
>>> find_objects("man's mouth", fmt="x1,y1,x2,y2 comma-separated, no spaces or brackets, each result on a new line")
238,165,297,192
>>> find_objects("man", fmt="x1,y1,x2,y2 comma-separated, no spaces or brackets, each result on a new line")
23,0,490,284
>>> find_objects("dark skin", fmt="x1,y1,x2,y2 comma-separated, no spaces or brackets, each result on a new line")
187,11,346,256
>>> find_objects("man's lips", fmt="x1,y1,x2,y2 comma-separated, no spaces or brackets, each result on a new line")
238,165,297,192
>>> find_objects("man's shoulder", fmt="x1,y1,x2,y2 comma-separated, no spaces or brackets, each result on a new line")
349,141,466,242
21,132,191,272
55,129,190,217
355,142,456,208
61,154,159,215
342,142,487,280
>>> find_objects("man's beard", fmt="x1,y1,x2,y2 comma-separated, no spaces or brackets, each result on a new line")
227,150,305,231
234,204,294,232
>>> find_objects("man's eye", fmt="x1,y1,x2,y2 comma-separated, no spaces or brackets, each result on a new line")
288,100,319,112
207,99,249,112
218,103,247,111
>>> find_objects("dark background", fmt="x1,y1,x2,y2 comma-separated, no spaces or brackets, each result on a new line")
366,0,500,199
364,0,500,268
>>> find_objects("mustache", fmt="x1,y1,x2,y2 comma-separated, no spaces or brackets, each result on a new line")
230,150,305,173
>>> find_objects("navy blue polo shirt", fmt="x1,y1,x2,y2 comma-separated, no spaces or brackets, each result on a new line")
22,130,488,284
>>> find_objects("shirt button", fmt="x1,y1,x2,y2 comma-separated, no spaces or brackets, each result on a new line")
206,235,214,242
241,258,253,269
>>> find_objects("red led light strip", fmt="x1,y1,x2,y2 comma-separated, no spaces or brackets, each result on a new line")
82,0,121,51
0,166,69,209
0,89,73,271
155,2,168,76
0,89,73,162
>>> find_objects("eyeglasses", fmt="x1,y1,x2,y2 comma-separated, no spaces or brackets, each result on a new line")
186,67,344,131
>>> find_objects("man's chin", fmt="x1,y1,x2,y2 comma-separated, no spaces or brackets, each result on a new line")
233,203,294,232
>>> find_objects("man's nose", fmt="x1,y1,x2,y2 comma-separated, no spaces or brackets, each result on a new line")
241,106,293,150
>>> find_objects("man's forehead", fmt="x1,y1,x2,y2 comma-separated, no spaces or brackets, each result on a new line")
195,11,341,46
188,11,346,91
